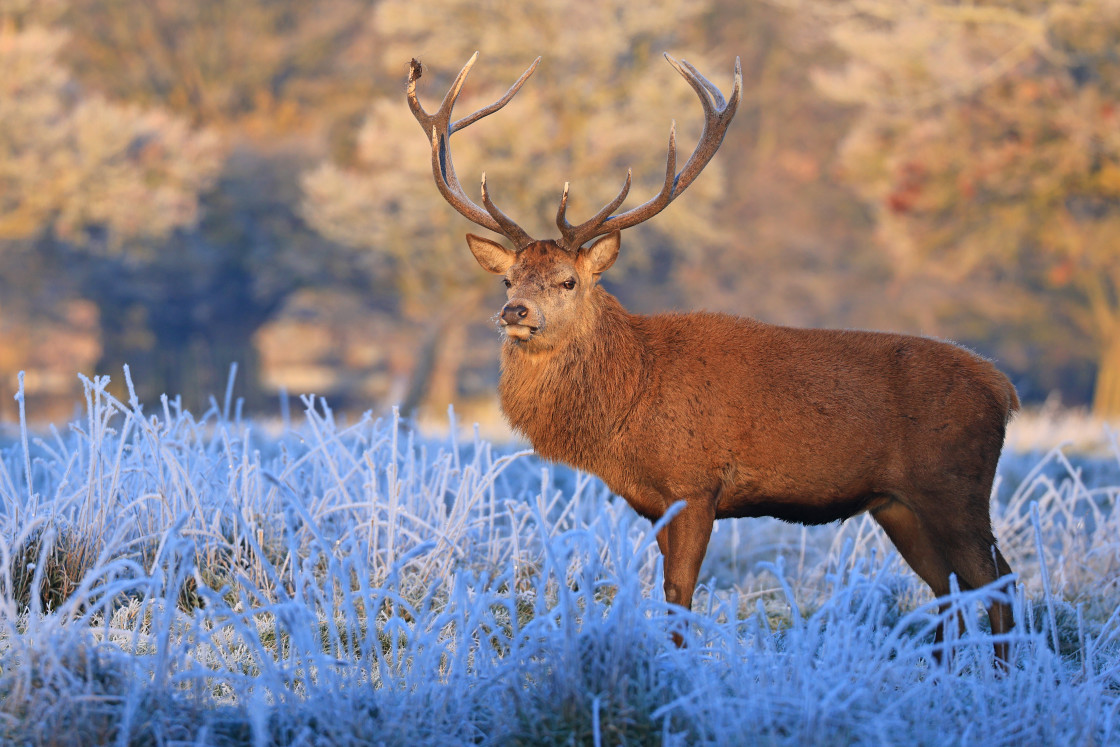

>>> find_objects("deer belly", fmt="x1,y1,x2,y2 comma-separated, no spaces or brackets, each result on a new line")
716,481,892,525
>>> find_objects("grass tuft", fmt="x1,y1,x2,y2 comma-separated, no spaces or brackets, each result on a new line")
5,524,98,614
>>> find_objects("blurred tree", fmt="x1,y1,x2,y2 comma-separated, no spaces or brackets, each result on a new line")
8,0,1101,418
303,0,741,416
57,0,379,133
0,22,222,247
77,143,386,410
800,0,1120,414
0,244,101,422
0,9,224,408
0,0,389,412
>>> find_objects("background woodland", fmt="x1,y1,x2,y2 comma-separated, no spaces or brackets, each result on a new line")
2,0,1118,423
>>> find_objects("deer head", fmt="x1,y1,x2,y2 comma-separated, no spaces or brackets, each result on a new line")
407,52,741,344
463,232,619,347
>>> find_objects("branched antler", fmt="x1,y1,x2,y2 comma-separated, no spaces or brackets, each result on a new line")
407,52,540,249
409,53,741,252
556,54,742,251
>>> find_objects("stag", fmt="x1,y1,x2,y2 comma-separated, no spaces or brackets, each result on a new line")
407,53,1018,664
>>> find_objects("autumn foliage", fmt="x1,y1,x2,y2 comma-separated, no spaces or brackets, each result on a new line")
0,0,1118,417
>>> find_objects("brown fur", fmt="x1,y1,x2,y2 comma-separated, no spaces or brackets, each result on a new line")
468,232,1019,665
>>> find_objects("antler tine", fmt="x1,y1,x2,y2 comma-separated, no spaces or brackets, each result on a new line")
408,54,465,134
406,57,432,128
661,54,741,197
556,182,571,232
561,55,741,251
556,170,632,250
673,57,729,110
408,53,540,247
453,57,540,133
482,173,534,248
563,119,678,251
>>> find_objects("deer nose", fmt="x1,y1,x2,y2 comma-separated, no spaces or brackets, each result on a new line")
500,304,530,325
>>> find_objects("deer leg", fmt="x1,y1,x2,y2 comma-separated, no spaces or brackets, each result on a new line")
871,500,957,664
930,445,1017,668
932,522,1016,668
663,497,716,609
656,524,670,559
661,496,716,646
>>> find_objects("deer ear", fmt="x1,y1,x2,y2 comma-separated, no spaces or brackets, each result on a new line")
466,233,517,274
580,231,620,276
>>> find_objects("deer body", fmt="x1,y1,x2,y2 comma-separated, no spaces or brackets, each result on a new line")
481,235,1017,635
500,282,1017,532
409,53,1018,665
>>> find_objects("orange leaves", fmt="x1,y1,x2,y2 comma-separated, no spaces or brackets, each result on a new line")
1047,259,1075,288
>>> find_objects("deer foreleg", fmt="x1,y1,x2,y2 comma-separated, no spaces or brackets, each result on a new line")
659,495,716,647
661,496,716,611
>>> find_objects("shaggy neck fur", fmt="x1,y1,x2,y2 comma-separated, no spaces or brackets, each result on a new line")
498,287,648,473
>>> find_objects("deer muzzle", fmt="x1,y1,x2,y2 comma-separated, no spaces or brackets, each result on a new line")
499,302,541,341
500,303,529,325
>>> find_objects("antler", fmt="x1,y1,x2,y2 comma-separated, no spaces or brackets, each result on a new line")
556,54,742,251
410,53,740,253
407,52,540,249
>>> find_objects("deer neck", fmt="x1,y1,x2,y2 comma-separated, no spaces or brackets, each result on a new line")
498,288,646,468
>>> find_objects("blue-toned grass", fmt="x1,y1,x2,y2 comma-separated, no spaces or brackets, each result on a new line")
0,371,1117,745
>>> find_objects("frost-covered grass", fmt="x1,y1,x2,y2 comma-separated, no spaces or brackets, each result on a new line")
0,371,1119,746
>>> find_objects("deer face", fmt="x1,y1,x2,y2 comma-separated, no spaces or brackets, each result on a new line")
466,232,620,348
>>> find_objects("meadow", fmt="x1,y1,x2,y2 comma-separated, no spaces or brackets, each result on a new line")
1,369,1118,746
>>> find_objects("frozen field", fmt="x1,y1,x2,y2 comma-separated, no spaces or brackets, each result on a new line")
1,371,1118,745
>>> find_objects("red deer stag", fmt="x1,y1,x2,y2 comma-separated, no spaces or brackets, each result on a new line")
407,53,1018,664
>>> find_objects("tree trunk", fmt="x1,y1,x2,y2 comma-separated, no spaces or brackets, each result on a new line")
1092,332,1120,418
398,326,440,419
422,318,467,417
398,288,484,420
396,317,469,421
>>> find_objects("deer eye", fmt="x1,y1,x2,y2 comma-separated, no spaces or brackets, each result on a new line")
503,278,512,288
561,279,576,290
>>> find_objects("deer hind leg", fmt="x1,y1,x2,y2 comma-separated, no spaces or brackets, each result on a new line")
660,496,716,646
871,500,958,663
931,520,1016,668
874,498,1015,668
